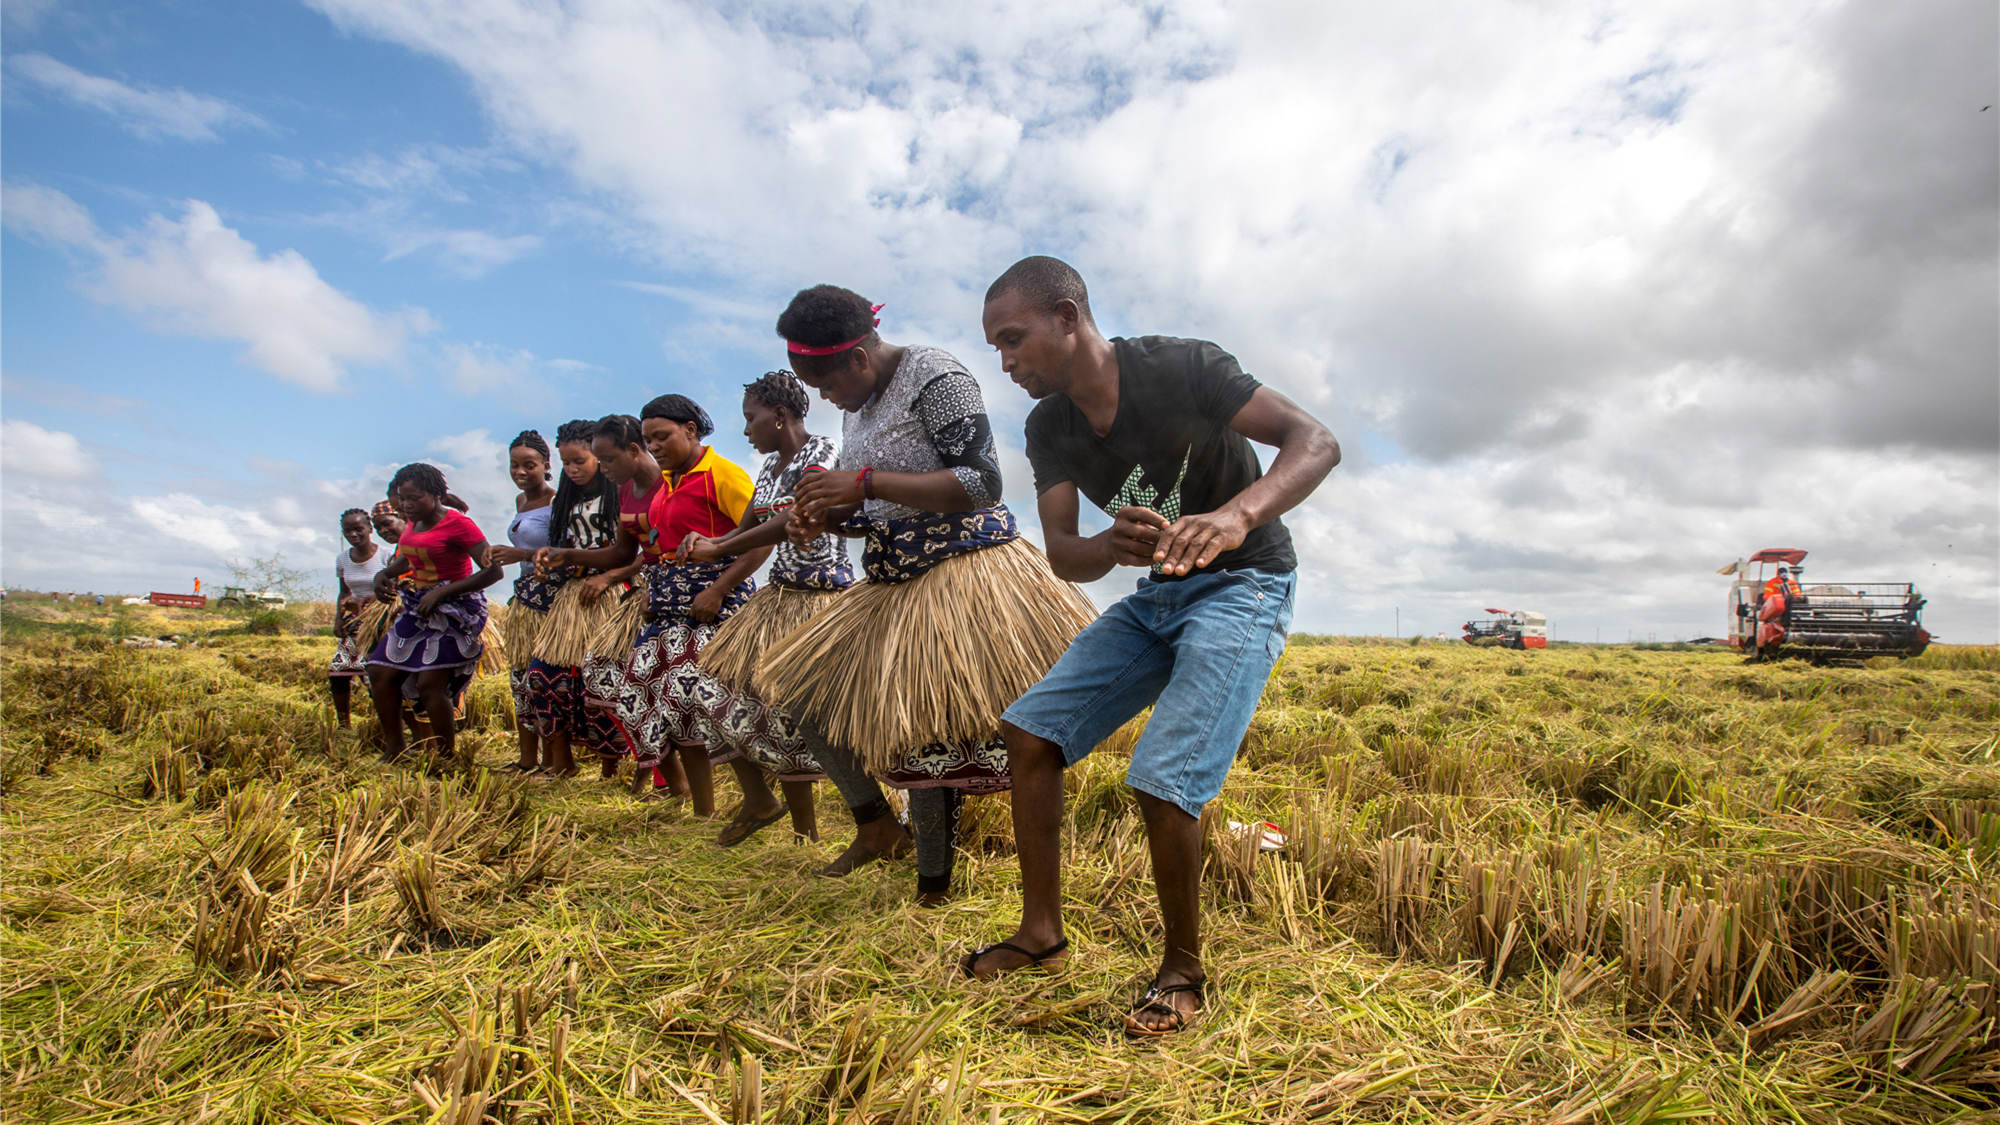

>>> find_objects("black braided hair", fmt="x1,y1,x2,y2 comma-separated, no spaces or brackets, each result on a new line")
548,419,620,549
744,370,809,421
339,507,369,525
592,414,644,451
640,394,714,439
387,462,449,500
510,429,552,480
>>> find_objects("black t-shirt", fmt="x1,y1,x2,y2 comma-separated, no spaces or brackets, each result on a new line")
1024,335,1296,578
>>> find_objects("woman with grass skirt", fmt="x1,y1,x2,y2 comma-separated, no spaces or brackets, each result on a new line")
519,419,627,781
679,371,852,846
366,462,505,765
615,394,771,820
487,431,557,773
744,286,1098,906
534,415,680,794
329,507,389,729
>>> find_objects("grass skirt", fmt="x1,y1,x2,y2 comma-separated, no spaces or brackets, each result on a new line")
533,579,622,669
753,536,1098,788
696,584,844,780
701,584,843,689
350,599,398,663
499,600,542,672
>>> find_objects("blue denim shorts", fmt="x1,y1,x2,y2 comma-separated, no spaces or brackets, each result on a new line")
1001,567,1296,818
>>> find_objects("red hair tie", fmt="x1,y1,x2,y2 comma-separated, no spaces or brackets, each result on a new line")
786,304,884,356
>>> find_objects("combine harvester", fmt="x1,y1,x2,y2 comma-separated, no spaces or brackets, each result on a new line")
1718,548,1929,662
1462,608,1548,650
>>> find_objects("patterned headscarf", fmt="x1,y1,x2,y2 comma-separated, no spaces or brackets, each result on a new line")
371,499,400,524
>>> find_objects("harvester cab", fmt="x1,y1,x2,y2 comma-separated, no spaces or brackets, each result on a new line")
1462,608,1548,650
1719,548,1929,661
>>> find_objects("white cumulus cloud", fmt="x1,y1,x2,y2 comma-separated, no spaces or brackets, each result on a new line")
0,419,95,478
2,183,434,391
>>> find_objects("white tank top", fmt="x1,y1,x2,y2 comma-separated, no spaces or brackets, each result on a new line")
335,546,387,601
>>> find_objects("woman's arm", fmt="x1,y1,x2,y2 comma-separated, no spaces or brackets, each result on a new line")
538,526,639,573
689,546,773,622
372,554,411,603
577,559,641,605
679,509,794,563
416,540,503,615
335,564,359,631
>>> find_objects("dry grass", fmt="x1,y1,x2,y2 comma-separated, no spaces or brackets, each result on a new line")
3,602,1997,1123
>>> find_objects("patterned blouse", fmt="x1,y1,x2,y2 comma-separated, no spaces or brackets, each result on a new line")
833,345,1002,523
753,434,852,585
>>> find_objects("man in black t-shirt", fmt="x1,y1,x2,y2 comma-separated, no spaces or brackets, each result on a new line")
964,256,1339,1036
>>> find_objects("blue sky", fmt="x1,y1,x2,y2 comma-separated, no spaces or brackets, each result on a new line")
4,1,1995,642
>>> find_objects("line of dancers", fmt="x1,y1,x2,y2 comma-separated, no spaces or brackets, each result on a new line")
327,258,1339,1035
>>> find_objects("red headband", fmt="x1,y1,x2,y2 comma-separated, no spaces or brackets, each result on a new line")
786,304,884,356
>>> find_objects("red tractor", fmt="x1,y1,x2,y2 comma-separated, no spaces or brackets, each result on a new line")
1720,548,1929,661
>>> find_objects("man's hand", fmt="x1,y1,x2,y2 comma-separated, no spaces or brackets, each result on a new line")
690,584,724,623
677,533,721,565
795,468,861,524
1108,506,1169,568
579,573,613,605
1152,508,1251,577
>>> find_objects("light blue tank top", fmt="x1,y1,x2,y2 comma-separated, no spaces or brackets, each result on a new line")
507,505,554,580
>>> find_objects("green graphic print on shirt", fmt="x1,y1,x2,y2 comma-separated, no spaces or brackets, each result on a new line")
1108,447,1190,573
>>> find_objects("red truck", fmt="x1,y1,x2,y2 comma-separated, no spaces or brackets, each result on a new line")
148,592,208,609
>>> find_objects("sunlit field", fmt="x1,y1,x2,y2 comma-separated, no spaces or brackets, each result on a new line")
3,598,1995,1123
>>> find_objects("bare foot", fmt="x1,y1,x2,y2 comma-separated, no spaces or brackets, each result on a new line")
818,820,912,877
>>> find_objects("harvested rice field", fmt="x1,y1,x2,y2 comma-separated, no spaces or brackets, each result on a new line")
3,599,1996,1123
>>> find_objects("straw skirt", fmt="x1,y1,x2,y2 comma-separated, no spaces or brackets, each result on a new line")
697,584,844,781
753,537,1098,790
350,599,398,665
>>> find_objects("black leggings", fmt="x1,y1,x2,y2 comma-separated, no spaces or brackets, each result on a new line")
801,723,962,894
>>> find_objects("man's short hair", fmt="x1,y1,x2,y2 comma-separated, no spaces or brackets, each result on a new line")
986,255,1093,322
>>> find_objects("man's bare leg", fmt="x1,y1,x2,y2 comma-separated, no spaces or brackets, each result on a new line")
1125,790,1205,1032
965,723,1069,977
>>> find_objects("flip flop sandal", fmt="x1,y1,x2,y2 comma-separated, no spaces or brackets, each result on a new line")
960,936,1070,979
1123,978,1205,1037
717,807,788,847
